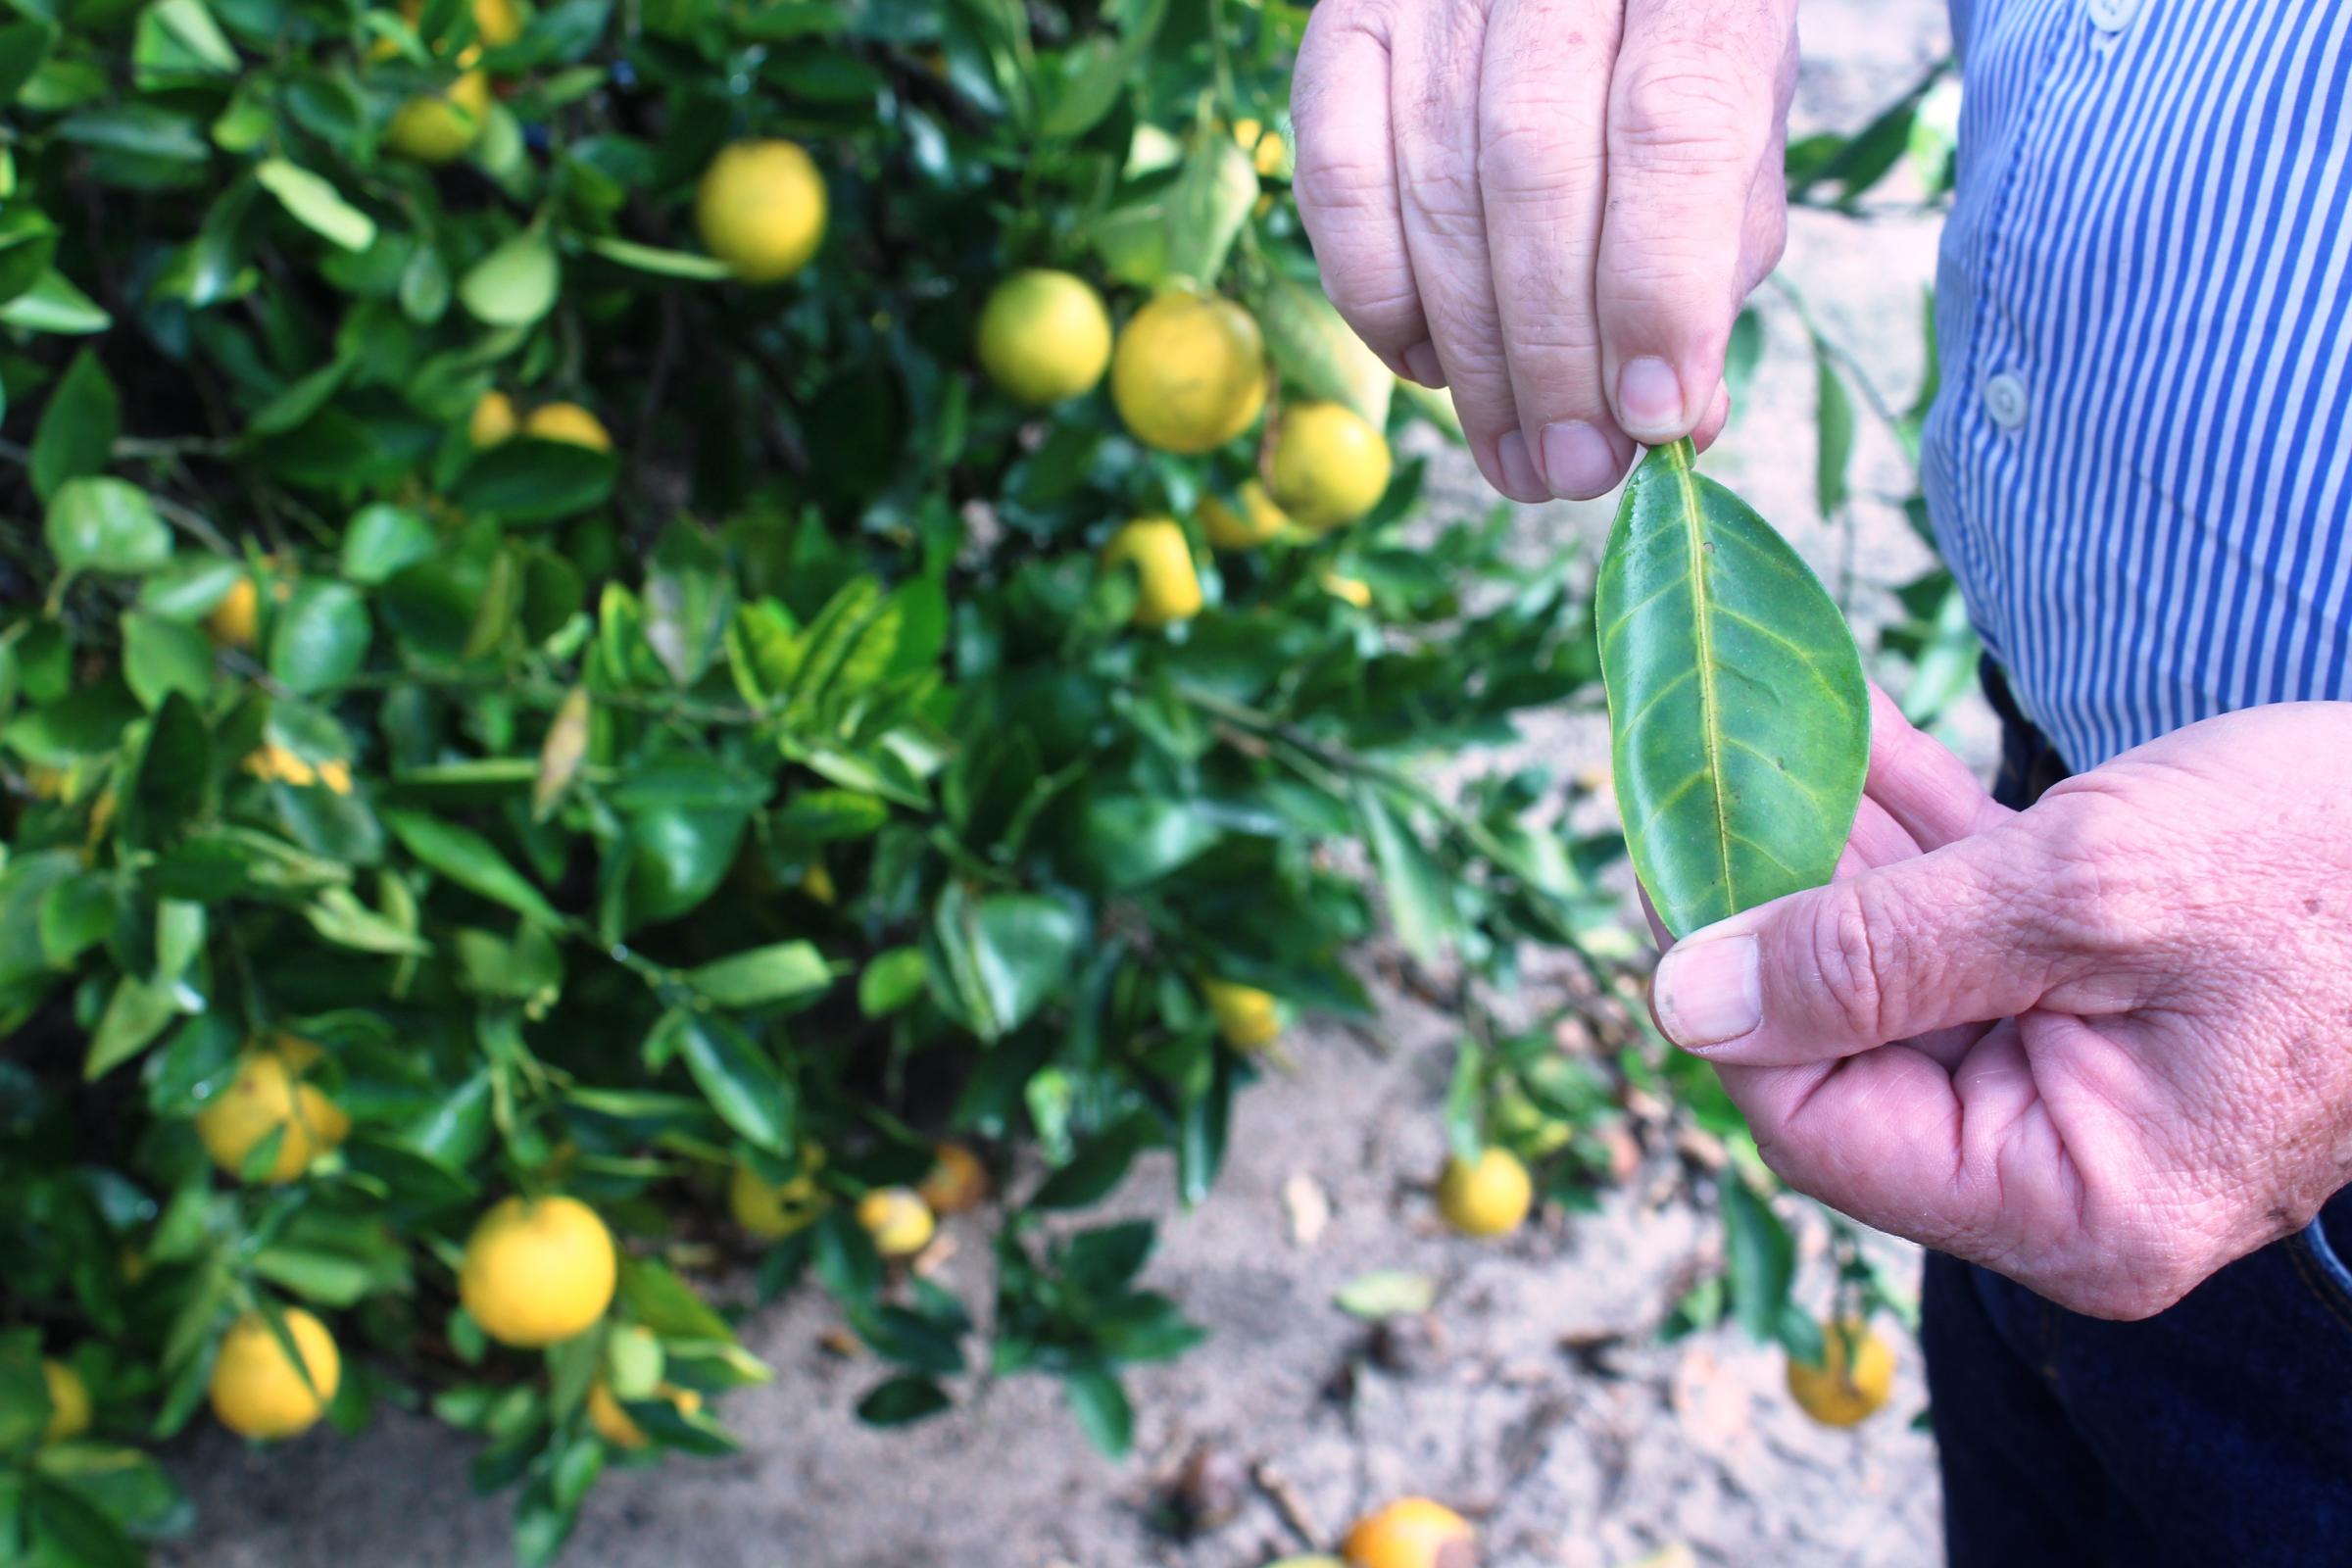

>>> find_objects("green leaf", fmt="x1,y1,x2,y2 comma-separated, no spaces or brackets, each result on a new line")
1334,1270,1438,1319
1061,1365,1131,1456
1814,340,1855,518
459,232,559,326
382,808,561,925
1720,1177,1795,1344
653,1009,794,1153
1594,439,1869,938
1254,270,1394,427
0,20,59,105
584,236,731,279
683,942,831,1008
122,610,215,709
929,888,1080,1041
29,349,120,501
854,1374,950,1427
1082,794,1219,889
1030,1112,1153,1209
341,504,437,584
1353,785,1454,964
121,691,209,848
453,438,617,522
86,974,176,1079
1163,128,1256,288
0,270,112,334
269,580,370,693
255,158,378,252
857,947,926,1018
46,477,171,576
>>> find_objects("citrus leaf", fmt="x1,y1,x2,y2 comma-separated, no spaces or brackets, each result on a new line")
382,808,561,925
255,158,377,252
1593,439,1868,939
652,1009,794,1153
584,236,731,279
0,270,111,334
30,349,119,501
683,941,831,1008
45,477,171,576
1333,1270,1437,1319
1254,270,1393,427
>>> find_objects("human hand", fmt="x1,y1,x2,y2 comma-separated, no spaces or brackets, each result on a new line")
1648,691,2352,1318
1289,0,1797,503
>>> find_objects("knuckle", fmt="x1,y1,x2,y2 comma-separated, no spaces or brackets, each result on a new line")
1474,121,1606,206
1805,883,1892,1044
2023,788,2171,956
1611,58,1760,171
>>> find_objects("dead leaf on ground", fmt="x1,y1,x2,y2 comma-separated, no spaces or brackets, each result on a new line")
1669,1346,1753,1451
1284,1171,1331,1248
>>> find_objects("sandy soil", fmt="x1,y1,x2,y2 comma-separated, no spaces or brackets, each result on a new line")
160,5,1979,1565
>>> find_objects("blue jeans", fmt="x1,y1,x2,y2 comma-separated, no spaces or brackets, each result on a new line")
1925,667,2352,1566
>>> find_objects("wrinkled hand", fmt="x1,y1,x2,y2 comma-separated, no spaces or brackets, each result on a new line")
1649,691,2352,1319
1289,0,1796,503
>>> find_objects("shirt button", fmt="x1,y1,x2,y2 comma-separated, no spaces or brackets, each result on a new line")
2087,0,2141,30
1983,370,2030,431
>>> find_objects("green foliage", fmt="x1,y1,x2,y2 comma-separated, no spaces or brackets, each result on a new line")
1595,440,1870,939
0,0,1630,1561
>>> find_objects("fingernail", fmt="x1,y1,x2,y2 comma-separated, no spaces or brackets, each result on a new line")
1653,934,1761,1050
1541,419,1622,500
1494,429,1544,500
1616,356,1686,439
1402,341,1445,388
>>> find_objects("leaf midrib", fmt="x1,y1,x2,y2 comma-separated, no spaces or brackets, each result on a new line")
1666,439,1735,916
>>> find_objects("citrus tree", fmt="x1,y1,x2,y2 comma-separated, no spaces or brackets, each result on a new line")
0,0,1662,1560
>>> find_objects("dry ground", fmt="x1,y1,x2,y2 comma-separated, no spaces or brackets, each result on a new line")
161,4,1982,1564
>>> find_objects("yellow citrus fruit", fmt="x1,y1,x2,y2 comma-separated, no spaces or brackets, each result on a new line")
469,389,517,447
916,1142,987,1216
41,1359,90,1443
460,1196,617,1348
976,269,1113,406
209,1309,340,1441
1102,517,1202,628
1437,1148,1533,1239
1343,1497,1477,1568
695,139,827,283
385,67,491,164
195,1040,351,1185
206,575,259,648
472,0,522,46
587,1380,702,1449
1270,401,1394,531
1202,978,1281,1049
856,1187,935,1259
522,402,612,451
1232,117,1289,177
1198,481,1290,551
1323,572,1373,609
1786,1317,1896,1427
728,1152,827,1240
1109,292,1267,454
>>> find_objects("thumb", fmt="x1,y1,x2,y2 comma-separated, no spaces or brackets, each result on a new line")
1648,831,2065,1066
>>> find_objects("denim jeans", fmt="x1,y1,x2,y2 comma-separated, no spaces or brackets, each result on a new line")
1923,666,2352,1567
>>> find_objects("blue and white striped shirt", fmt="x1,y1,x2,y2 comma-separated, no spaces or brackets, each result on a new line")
1924,0,2352,768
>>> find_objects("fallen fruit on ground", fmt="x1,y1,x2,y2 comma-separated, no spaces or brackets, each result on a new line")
696,139,827,282
1436,1148,1533,1239
916,1143,988,1216
1343,1496,1477,1568
1202,978,1282,1049
470,390,518,448
976,270,1113,406
208,1309,340,1441
460,1196,618,1347
587,1380,703,1450
729,1152,827,1240
1199,481,1290,550
1271,401,1393,531
522,402,612,452
194,1039,352,1185
1102,517,1203,628
41,1358,89,1442
1110,291,1267,454
1786,1317,1895,1426
856,1187,935,1259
